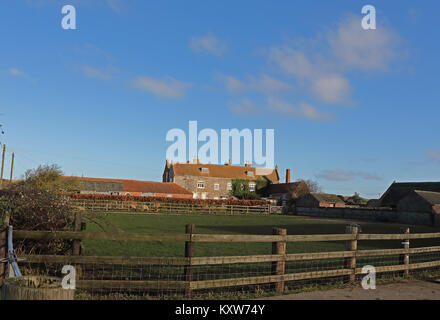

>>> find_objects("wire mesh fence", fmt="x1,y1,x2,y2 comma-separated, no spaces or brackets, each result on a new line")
7,226,440,300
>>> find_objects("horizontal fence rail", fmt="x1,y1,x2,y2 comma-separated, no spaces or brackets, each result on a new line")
9,226,440,298
70,198,283,215
14,230,440,242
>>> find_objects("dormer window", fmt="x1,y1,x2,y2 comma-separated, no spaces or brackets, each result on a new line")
246,171,254,177
201,168,209,173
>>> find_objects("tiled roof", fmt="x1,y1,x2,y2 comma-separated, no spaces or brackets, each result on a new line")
65,176,193,194
171,163,279,182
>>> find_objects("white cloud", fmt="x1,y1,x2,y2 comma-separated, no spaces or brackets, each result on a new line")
328,15,400,71
82,66,112,80
268,47,351,105
133,76,191,99
190,33,227,56
228,99,260,116
267,97,335,121
222,74,292,94
316,169,382,181
311,74,351,104
267,16,400,105
428,150,440,163
9,68,33,81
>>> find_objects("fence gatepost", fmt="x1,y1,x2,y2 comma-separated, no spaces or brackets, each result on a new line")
399,227,410,278
344,225,358,283
272,227,287,293
184,224,195,298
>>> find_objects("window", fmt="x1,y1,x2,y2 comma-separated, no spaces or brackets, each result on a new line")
197,181,205,189
246,171,254,177
214,184,220,191
201,168,209,173
227,183,232,191
249,183,256,192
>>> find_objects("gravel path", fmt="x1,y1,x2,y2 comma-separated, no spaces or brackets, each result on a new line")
259,280,440,300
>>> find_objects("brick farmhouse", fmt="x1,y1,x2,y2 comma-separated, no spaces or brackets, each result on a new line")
162,160,279,199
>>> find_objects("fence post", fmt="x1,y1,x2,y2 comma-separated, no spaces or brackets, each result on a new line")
0,226,7,287
272,228,287,293
344,225,358,283
184,224,195,298
72,212,83,255
0,211,11,286
400,227,410,278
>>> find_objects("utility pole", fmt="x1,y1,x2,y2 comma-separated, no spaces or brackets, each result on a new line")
9,152,14,182
0,145,5,186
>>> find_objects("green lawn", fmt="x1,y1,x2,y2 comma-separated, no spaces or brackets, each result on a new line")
83,213,440,257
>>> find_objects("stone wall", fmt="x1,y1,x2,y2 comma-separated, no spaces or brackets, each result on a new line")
294,207,439,227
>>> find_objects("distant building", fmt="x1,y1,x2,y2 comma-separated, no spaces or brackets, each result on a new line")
66,176,193,198
379,182,440,208
265,169,310,205
162,160,279,200
397,190,440,214
366,199,381,208
296,193,346,208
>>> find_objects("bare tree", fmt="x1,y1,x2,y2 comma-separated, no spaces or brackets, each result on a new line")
302,179,322,193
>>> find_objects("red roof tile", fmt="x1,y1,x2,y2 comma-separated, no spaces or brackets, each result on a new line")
65,176,193,195
171,163,279,182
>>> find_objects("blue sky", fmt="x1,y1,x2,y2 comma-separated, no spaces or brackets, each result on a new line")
0,0,439,198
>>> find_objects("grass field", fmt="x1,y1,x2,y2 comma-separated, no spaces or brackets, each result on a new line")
83,213,440,257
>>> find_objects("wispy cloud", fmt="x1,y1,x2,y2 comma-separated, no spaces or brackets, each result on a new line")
9,68,33,81
222,74,293,94
228,96,335,122
190,33,227,56
81,66,112,80
316,169,382,181
228,99,261,116
267,97,335,121
268,15,401,105
133,76,191,99
428,150,440,163
328,15,401,71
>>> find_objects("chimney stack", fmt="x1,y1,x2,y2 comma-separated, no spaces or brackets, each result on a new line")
286,169,291,184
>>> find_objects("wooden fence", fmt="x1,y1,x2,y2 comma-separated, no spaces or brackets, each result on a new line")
70,198,283,215
3,225,440,298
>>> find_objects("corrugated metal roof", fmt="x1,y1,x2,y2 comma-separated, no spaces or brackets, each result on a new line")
414,190,440,205
380,182,440,207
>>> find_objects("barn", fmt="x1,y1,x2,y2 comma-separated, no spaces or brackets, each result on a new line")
65,176,193,198
296,193,346,208
397,190,440,214
379,182,440,208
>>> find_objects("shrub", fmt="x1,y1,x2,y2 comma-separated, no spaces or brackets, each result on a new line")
70,193,269,206
0,183,75,255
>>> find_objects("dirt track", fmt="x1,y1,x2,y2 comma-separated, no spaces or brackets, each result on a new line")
260,280,440,300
